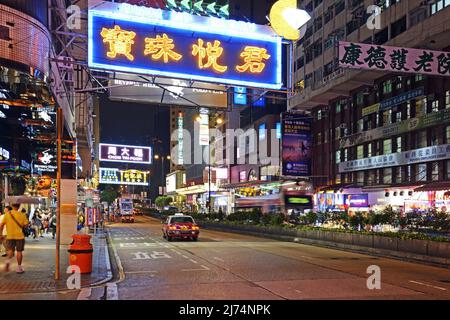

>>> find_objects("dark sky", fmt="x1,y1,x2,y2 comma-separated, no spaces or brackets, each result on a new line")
99,95,170,200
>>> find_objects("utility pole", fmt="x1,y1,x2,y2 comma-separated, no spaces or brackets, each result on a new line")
55,107,62,280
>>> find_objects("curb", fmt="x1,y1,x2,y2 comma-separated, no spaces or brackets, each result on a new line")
104,229,125,300
201,224,450,269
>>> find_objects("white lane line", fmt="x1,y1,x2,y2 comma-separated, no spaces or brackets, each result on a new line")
125,271,158,274
182,265,210,272
295,290,303,294
181,255,189,259
189,259,198,264
213,257,224,262
409,280,447,291
106,283,119,300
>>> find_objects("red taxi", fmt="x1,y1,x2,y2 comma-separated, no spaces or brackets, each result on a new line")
162,214,199,241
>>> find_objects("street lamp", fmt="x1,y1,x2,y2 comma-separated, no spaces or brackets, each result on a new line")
154,154,171,194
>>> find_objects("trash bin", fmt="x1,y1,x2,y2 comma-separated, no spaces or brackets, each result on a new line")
68,234,93,274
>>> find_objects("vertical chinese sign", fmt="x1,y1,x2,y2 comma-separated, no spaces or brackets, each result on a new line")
281,113,312,177
339,41,450,76
88,2,282,89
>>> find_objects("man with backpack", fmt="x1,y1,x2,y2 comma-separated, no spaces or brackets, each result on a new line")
0,203,30,273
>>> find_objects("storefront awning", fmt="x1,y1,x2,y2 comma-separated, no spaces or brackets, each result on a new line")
414,181,450,192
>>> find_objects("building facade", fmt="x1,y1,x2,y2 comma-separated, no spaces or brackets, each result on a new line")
290,0,450,212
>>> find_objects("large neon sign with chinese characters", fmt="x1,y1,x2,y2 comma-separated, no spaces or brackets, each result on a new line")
99,143,152,164
88,2,282,89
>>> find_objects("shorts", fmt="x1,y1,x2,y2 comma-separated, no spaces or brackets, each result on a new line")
6,239,25,252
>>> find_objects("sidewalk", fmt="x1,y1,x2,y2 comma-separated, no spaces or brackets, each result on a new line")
0,229,112,296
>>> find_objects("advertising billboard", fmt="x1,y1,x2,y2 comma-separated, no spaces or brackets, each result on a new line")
99,167,149,186
99,143,152,164
339,41,450,76
88,2,282,89
109,74,228,108
344,194,369,208
281,113,312,176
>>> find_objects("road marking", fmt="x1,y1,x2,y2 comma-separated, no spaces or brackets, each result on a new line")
77,288,92,300
106,283,119,300
181,255,189,259
295,289,302,294
182,265,210,272
125,271,158,274
409,280,447,291
189,259,198,264
213,257,224,262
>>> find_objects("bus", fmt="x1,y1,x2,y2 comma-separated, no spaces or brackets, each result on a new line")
119,198,134,223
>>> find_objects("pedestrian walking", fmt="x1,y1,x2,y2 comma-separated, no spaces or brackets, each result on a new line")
0,203,30,273
0,206,12,257
49,214,56,240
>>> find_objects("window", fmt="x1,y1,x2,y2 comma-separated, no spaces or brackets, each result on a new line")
407,165,412,182
314,16,323,31
335,0,345,15
432,100,439,112
447,160,450,179
417,130,427,148
431,0,450,15
336,101,341,113
258,123,266,140
383,168,392,184
317,110,322,120
324,7,334,24
317,132,322,144
416,164,427,182
356,92,364,106
357,145,364,159
344,148,348,161
383,80,392,95
415,97,427,116
383,139,392,154
357,171,364,184
410,7,427,27
357,119,364,132
431,162,439,181
406,101,411,118
336,150,341,164
367,143,372,157
415,74,424,82
390,16,406,39
335,127,341,139
324,130,328,143
335,174,341,184
367,170,375,185
446,126,450,143
396,136,402,153
395,111,402,123
446,91,450,108
395,166,402,183
383,109,392,125
376,113,380,127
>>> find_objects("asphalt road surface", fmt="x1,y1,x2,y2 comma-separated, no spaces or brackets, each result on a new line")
106,215,450,300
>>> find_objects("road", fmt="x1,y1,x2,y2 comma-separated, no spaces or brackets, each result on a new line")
106,215,450,300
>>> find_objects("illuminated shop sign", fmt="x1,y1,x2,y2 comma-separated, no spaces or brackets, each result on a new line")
339,41,450,76
0,147,10,162
233,87,247,105
99,167,149,186
344,194,369,208
34,149,57,173
99,143,152,164
362,87,425,116
88,2,282,89
284,193,313,208
339,144,450,173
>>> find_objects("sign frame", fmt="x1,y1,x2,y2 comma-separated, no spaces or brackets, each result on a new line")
99,143,152,164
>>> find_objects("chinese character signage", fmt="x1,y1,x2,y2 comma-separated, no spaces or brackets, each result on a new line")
99,143,152,164
339,144,450,173
339,41,450,76
109,74,228,108
89,2,282,89
99,168,149,186
281,113,311,176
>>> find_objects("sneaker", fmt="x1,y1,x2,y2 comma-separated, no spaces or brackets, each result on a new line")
4,261,10,272
16,265,24,274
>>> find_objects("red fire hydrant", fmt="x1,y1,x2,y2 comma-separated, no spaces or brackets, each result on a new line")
68,234,93,274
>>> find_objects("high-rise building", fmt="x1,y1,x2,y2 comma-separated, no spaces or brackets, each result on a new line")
290,0,450,212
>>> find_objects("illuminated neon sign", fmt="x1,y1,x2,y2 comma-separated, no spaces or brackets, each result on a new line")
88,2,282,89
99,168,150,186
99,143,152,164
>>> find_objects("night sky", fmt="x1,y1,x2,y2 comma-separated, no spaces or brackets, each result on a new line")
99,95,170,200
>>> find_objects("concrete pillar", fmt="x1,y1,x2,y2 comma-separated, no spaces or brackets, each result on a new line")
60,179,77,245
